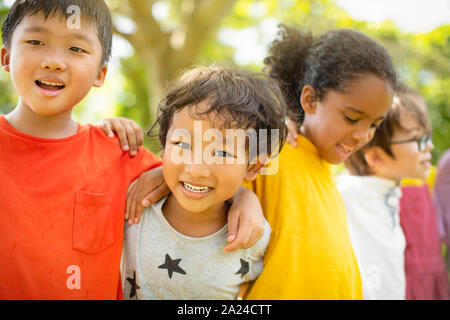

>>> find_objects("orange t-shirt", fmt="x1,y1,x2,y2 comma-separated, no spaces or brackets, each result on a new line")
0,115,162,299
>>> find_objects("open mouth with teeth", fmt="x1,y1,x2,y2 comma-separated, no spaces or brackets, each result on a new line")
181,182,213,194
336,143,354,156
35,80,65,91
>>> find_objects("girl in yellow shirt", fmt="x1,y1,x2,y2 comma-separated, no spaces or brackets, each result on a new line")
243,25,397,299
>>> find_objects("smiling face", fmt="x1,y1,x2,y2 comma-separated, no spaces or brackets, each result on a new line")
300,73,393,164
162,101,259,215
375,109,434,182
1,12,107,117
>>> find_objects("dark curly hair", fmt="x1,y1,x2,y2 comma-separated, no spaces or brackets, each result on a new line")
2,0,112,65
345,84,431,176
264,25,397,125
149,66,288,161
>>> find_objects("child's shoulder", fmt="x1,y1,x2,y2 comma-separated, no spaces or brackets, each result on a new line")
337,174,365,194
276,137,325,177
126,196,169,234
0,116,117,149
85,124,156,158
85,123,121,145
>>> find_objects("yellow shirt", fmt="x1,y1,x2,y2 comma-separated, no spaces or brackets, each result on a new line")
401,165,437,194
243,135,362,299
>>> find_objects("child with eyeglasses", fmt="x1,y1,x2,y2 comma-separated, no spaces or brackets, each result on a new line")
396,90,449,300
338,84,436,299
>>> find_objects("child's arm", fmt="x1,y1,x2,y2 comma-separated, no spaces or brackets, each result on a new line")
99,118,170,224
125,166,170,225
237,282,250,300
223,186,265,252
99,117,144,156
127,177,265,251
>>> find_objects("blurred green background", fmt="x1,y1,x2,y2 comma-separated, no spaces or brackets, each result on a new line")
0,0,448,161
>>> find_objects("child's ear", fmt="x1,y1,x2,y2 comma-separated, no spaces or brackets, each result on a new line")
1,46,11,72
364,146,386,169
300,85,317,115
244,155,269,181
93,64,108,88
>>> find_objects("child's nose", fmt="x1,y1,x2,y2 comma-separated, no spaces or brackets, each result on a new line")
41,60,66,72
184,163,211,178
426,139,434,152
40,52,67,72
352,127,372,145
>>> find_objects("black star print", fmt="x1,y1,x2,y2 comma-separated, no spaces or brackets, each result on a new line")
235,258,249,278
158,254,187,279
126,271,140,298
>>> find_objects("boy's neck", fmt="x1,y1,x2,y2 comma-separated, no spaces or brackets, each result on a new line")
5,101,78,139
372,173,401,185
162,194,229,238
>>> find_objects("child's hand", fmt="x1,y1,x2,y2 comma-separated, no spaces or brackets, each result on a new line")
285,117,299,147
224,186,264,252
99,117,144,156
125,166,170,225
237,282,250,300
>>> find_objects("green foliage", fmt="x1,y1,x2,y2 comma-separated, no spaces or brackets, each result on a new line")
0,1,16,114
118,54,162,153
0,74,15,115
397,26,450,161
205,0,450,162
0,0,448,161
0,39,16,115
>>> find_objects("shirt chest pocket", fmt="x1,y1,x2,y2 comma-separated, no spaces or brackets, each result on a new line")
73,191,116,254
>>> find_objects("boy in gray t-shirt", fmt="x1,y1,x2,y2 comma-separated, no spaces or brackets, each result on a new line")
121,66,287,300
122,197,271,299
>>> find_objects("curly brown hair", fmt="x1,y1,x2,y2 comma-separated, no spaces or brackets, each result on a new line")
148,66,288,161
264,25,397,125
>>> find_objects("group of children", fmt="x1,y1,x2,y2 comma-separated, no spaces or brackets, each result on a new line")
339,85,448,299
0,0,448,300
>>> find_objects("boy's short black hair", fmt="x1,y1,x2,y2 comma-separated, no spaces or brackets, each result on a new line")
1,0,112,65
149,66,288,160
345,84,431,176
264,25,397,124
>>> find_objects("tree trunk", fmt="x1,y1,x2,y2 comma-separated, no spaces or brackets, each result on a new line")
114,0,238,122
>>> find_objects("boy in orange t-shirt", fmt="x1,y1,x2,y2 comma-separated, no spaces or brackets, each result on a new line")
0,0,263,299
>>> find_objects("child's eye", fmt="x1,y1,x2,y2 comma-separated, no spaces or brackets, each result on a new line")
69,47,87,53
175,142,191,150
344,115,358,123
214,151,234,158
27,40,43,46
371,123,381,129
370,119,384,129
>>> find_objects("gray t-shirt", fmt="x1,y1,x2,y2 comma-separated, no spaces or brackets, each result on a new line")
121,196,271,300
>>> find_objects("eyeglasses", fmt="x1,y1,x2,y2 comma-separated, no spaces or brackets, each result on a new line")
391,134,432,152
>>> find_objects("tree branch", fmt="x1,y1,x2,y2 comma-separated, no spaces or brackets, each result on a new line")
112,24,134,44
169,0,238,72
127,0,167,46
